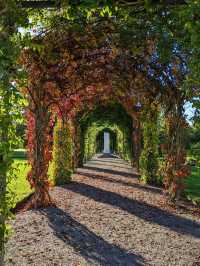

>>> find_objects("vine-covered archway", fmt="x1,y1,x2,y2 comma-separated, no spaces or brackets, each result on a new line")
77,103,133,164
2,1,200,265
21,18,189,208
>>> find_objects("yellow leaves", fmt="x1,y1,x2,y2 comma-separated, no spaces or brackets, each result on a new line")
172,65,179,76
146,38,156,54
62,51,71,60
111,47,119,58
64,66,74,77
71,61,78,68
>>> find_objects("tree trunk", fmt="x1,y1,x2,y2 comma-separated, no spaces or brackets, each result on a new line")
27,107,53,208
132,117,141,170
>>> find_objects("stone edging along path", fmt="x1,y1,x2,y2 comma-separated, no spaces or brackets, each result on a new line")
5,154,200,266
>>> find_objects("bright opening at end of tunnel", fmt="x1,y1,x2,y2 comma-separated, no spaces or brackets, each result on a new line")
103,132,110,154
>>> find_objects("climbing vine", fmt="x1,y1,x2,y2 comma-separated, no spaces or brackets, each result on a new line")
0,1,200,265
163,103,190,200
1,0,198,213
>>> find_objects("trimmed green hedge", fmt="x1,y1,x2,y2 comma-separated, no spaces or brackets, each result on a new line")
52,119,73,185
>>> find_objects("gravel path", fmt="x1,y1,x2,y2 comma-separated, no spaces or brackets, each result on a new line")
5,154,200,266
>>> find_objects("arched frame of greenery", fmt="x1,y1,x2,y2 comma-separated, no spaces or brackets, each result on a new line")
1,0,200,264
76,103,134,164
21,17,190,208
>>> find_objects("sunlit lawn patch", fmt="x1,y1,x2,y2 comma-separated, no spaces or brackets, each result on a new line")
8,156,55,208
8,159,32,208
184,166,200,205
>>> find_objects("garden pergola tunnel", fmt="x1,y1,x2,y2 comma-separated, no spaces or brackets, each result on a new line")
21,20,189,208
1,1,199,265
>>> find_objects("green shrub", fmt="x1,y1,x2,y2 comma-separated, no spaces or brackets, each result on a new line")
52,119,73,185
139,104,159,185
140,149,159,184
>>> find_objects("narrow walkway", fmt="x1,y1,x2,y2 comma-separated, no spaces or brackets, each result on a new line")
6,154,200,266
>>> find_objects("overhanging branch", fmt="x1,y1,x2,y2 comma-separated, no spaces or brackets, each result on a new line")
18,1,61,9
18,0,186,9
117,0,187,6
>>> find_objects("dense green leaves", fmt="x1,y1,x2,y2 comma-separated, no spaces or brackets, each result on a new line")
0,1,28,263
140,103,159,185
52,119,74,185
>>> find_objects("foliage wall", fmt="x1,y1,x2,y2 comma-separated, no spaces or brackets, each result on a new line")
0,1,28,263
186,100,200,166
52,119,74,185
139,103,159,185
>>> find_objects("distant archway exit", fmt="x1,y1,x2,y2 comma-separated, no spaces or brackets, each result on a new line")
103,132,110,154
96,129,117,155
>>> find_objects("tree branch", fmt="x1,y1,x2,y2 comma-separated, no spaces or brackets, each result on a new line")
18,1,61,9
18,0,186,9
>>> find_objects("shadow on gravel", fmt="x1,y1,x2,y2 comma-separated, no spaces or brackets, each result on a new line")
86,161,132,170
64,182,200,239
98,154,119,159
41,207,145,266
83,165,137,179
92,158,130,166
91,159,131,167
76,170,162,194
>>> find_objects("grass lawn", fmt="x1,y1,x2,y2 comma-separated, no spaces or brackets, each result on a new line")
184,166,200,205
9,147,55,208
8,159,32,208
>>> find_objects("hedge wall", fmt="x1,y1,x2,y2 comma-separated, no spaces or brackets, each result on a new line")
52,119,74,185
